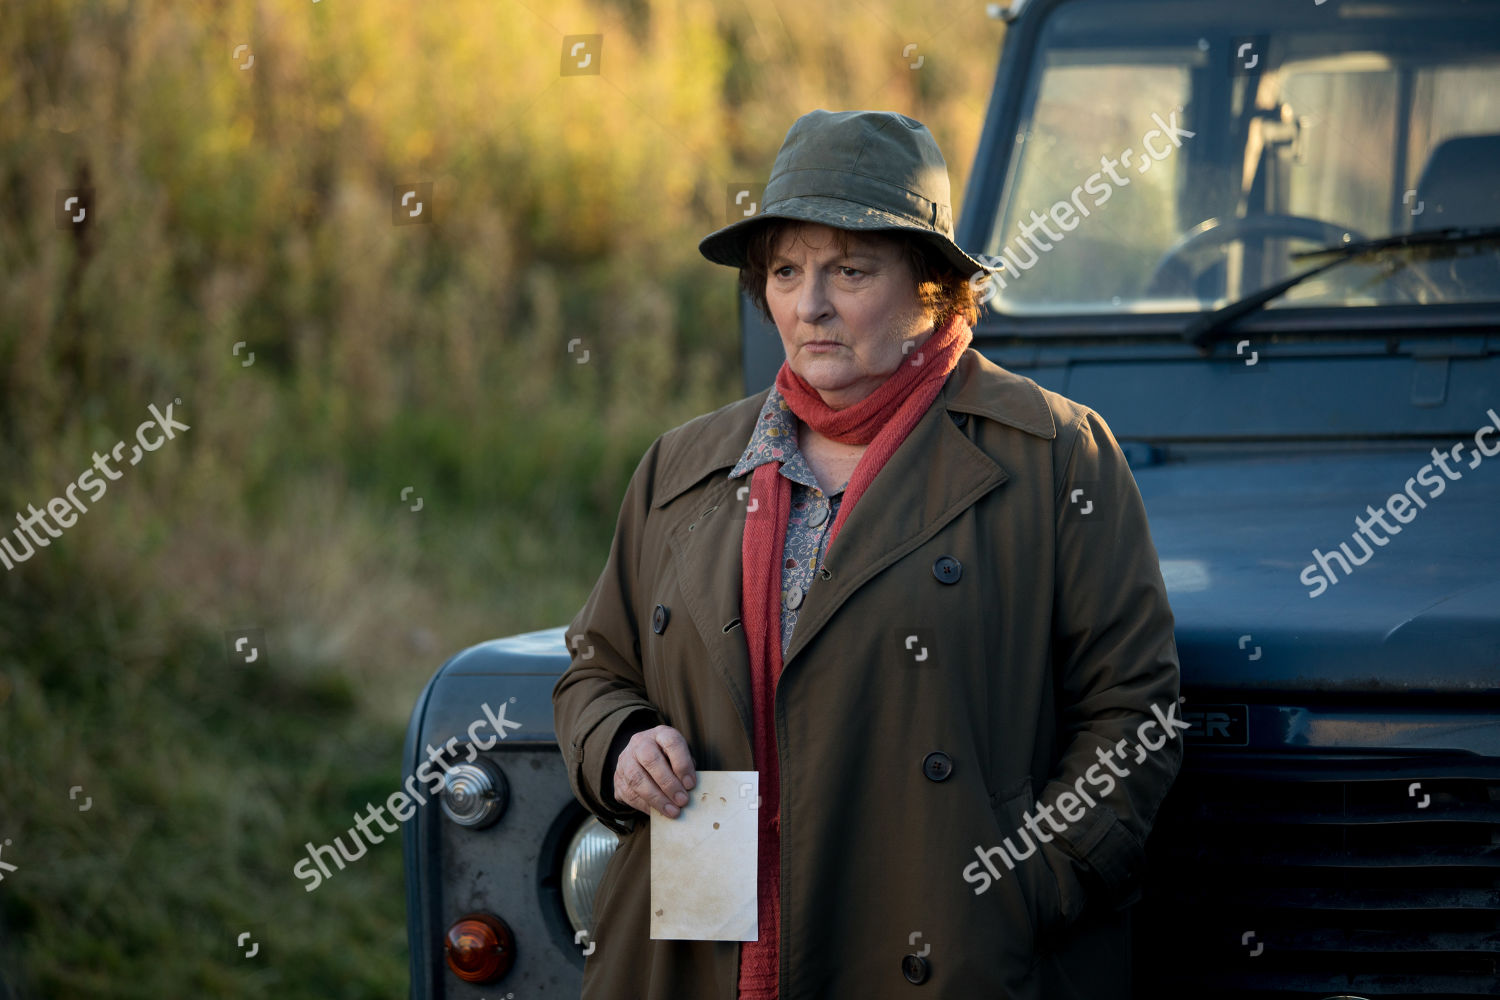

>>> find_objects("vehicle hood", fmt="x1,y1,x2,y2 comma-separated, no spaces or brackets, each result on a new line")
1135,447,1500,695
442,450,1498,705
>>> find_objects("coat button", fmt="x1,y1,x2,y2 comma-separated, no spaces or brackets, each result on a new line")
922,751,953,782
949,410,968,428
901,953,931,984
932,556,961,584
652,604,670,634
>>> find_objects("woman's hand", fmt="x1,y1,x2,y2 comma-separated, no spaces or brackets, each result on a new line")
612,725,698,818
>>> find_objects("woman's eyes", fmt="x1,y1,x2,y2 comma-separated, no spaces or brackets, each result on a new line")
772,266,865,278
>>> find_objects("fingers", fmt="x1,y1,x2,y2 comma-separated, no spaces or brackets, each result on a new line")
615,733,680,818
655,726,698,792
630,727,690,816
614,726,697,819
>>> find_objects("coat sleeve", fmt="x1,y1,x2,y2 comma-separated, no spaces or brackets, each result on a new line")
1035,405,1183,936
552,436,668,838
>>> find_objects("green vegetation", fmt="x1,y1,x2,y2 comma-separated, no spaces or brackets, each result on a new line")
0,1,1001,995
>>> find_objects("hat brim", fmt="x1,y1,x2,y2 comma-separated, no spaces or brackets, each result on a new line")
698,195,1001,277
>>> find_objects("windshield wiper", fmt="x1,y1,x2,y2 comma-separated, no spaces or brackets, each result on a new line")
1184,225,1500,350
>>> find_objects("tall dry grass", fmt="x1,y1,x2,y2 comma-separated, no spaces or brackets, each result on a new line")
0,0,1003,994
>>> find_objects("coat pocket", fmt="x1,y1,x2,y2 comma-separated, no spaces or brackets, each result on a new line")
989,776,1065,949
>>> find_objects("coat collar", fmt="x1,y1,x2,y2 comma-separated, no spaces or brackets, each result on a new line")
653,349,1058,748
650,349,1055,509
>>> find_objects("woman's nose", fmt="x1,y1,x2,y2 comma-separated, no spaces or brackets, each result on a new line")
796,274,833,323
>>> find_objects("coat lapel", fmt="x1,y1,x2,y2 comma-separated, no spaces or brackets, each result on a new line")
654,394,768,750
648,349,1057,747
779,375,1009,672
664,473,757,751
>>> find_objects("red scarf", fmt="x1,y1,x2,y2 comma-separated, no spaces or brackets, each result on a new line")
736,313,972,998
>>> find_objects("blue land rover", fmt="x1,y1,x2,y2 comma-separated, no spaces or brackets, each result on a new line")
404,1,1500,996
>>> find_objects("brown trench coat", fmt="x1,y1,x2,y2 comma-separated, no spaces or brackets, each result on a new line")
553,348,1182,999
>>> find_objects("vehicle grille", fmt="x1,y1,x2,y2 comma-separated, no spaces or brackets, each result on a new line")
1133,752,1500,999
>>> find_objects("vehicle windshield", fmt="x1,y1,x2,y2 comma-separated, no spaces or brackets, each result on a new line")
981,0,1500,317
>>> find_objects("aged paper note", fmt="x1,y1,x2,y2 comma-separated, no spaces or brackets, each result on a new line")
649,770,759,940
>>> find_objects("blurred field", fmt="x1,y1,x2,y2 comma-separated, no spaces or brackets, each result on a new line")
0,0,1002,995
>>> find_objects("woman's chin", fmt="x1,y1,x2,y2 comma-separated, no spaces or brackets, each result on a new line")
794,358,856,386
798,376,855,402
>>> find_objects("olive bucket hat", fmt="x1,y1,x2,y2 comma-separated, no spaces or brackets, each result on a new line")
698,108,1001,277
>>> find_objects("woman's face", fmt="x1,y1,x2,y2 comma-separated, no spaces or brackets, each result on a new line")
765,223,935,409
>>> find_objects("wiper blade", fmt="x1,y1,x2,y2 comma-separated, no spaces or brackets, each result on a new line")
1291,224,1500,264
1184,224,1500,349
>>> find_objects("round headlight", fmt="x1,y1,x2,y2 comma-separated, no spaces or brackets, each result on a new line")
561,817,620,938
440,758,508,828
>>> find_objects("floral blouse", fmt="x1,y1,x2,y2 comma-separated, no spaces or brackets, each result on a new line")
728,386,846,657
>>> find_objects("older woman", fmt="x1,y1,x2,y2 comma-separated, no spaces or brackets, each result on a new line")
553,109,1182,1000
